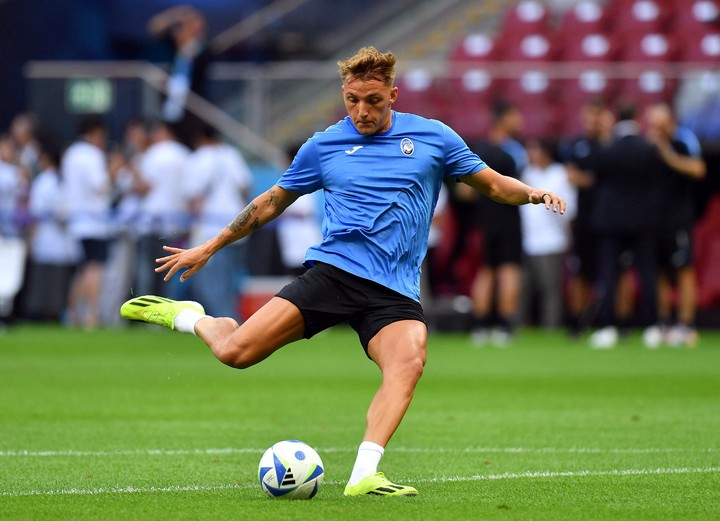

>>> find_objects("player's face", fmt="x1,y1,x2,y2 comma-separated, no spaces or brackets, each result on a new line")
342,77,398,135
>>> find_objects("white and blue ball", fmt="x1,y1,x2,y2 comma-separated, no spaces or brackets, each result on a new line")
258,440,324,499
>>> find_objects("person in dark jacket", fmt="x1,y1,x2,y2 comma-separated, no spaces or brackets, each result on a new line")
589,103,665,348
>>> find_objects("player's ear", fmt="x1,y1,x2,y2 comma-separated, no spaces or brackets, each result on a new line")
389,86,398,105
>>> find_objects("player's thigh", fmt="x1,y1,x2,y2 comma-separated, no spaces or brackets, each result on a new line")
231,296,306,355
367,320,428,375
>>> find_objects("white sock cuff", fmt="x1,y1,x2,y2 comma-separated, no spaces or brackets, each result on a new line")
358,441,385,455
174,310,212,335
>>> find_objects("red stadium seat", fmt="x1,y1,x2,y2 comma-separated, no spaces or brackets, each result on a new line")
446,67,497,140
394,69,452,121
559,32,616,62
677,28,720,62
450,33,499,63
503,32,556,61
559,0,610,39
617,32,679,108
670,0,720,34
557,69,617,136
557,31,617,135
498,0,551,44
609,0,671,36
502,33,557,105
694,195,720,308
445,99,492,141
620,32,678,62
515,99,560,140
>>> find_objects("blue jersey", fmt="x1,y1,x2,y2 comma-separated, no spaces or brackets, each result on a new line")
276,111,487,301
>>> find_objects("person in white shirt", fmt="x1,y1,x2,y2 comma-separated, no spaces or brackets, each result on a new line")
134,121,190,297
183,123,251,318
23,142,80,320
99,117,150,327
519,139,577,328
182,124,252,318
0,133,26,239
61,115,114,329
276,193,322,277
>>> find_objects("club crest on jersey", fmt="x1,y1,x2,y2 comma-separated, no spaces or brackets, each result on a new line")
400,138,414,156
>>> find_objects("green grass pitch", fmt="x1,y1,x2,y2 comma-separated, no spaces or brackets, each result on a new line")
1,325,719,520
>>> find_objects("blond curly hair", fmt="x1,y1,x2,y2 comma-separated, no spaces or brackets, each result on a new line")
337,46,397,86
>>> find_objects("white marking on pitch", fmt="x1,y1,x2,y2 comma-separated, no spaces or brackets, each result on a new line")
2,467,719,497
0,446,716,457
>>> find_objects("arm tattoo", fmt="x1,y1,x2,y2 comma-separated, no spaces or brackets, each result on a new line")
249,218,261,231
229,202,257,233
268,188,281,208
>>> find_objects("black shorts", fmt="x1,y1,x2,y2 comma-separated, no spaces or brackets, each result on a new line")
276,262,426,354
484,229,522,267
657,228,694,271
80,238,109,263
570,225,597,281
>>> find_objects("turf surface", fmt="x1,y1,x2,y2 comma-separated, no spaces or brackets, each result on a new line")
1,325,718,520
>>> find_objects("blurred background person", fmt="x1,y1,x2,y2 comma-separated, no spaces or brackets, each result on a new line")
519,138,577,329
99,117,150,326
0,133,27,239
589,104,665,348
0,132,28,322
134,120,190,298
276,193,322,277
645,103,707,347
560,99,614,336
182,122,251,319
22,138,80,321
148,4,211,147
466,102,525,346
10,112,41,176
61,115,116,329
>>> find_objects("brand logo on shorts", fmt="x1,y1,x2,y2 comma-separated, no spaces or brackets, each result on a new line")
400,138,414,156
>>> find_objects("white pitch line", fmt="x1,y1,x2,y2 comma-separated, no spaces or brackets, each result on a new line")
2,467,719,498
0,446,716,457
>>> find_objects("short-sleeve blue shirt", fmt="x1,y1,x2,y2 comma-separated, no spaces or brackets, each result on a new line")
276,111,487,301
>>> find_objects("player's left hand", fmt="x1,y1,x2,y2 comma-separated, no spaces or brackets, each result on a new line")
530,191,566,214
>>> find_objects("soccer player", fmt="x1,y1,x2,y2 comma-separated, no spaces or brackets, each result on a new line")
122,47,566,496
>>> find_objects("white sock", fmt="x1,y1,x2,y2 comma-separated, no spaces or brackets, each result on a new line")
173,310,212,335
348,441,384,486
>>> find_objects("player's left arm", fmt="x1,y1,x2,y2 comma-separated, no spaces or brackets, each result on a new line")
460,167,566,214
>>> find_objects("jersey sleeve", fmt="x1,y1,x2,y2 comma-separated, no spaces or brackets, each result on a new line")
276,139,323,194
440,123,487,179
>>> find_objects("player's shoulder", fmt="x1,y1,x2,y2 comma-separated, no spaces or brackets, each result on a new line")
393,111,448,133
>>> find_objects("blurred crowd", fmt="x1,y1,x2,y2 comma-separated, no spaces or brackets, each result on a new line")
0,96,709,350
433,98,708,348
0,4,713,347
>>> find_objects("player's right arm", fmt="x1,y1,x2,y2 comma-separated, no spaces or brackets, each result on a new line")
156,186,300,282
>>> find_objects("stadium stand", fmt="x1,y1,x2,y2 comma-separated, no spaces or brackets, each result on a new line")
695,195,720,309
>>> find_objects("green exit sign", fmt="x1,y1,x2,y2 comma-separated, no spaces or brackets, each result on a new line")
66,78,114,113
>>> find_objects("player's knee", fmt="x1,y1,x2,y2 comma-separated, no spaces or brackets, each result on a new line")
216,337,255,369
395,352,425,386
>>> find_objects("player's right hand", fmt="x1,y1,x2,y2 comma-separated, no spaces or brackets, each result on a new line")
155,245,210,282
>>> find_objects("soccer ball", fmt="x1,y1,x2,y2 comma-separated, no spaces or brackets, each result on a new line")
258,440,324,499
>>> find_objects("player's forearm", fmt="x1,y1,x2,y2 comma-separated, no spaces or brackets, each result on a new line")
482,170,537,205
204,187,295,255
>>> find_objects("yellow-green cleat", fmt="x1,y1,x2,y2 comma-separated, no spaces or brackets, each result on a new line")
120,295,204,330
343,472,418,497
